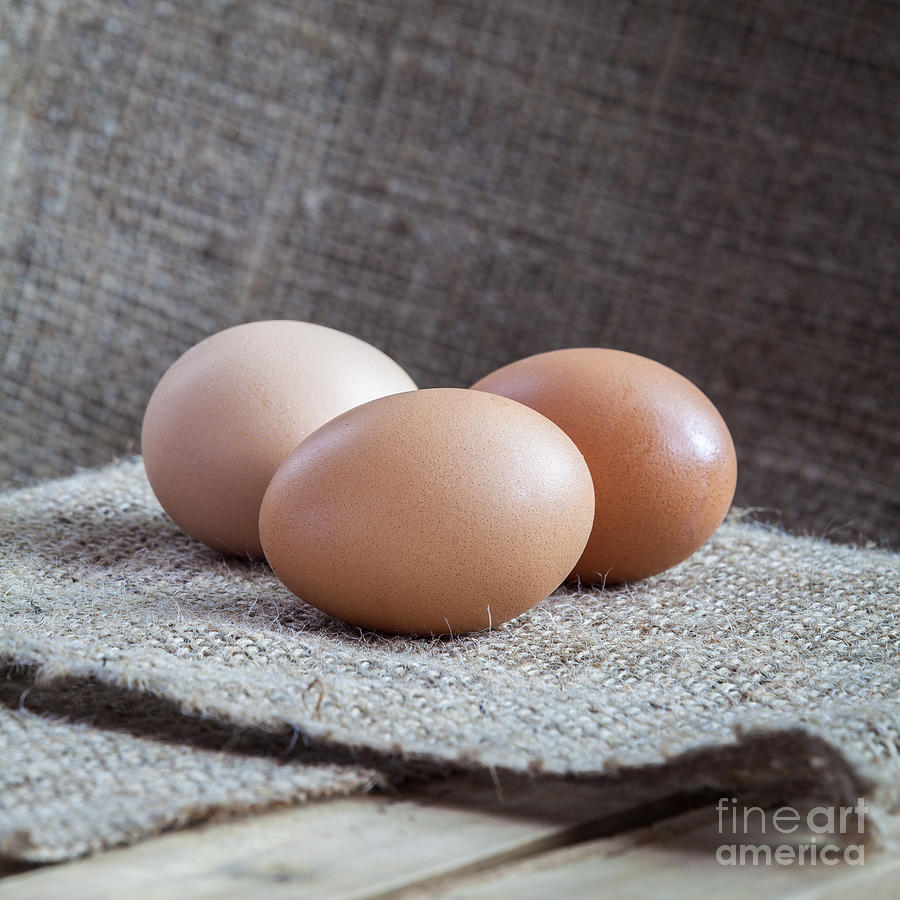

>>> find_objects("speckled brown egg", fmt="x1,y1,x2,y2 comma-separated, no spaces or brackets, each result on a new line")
141,320,416,558
258,388,595,635
471,349,737,584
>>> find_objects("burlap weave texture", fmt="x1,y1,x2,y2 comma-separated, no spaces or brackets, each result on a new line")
2,0,898,544
2,459,898,860
0,704,378,864
2,0,899,865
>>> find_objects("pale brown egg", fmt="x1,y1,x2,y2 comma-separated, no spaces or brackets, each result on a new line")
471,349,737,584
141,320,416,558
258,388,595,635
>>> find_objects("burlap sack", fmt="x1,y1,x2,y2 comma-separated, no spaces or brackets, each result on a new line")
2,459,897,861
2,0,898,866
1,0,898,545
0,703,379,864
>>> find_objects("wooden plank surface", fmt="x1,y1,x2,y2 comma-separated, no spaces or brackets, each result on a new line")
0,794,577,900
2,792,897,899
400,806,900,899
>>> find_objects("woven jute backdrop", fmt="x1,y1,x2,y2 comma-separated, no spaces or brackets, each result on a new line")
1,0,898,545
1,1,900,865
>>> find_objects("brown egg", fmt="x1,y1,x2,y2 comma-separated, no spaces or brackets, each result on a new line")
141,321,416,558
471,349,737,584
259,388,595,635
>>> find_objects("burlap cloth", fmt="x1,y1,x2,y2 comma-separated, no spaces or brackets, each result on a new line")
1,0,898,545
2,0,899,866
2,459,898,861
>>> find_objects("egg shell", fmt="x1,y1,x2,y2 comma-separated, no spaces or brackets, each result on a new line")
471,349,737,584
258,388,595,635
141,320,416,558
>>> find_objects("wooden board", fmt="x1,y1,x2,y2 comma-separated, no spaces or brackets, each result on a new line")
2,790,897,899
0,794,579,900
400,804,900,899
